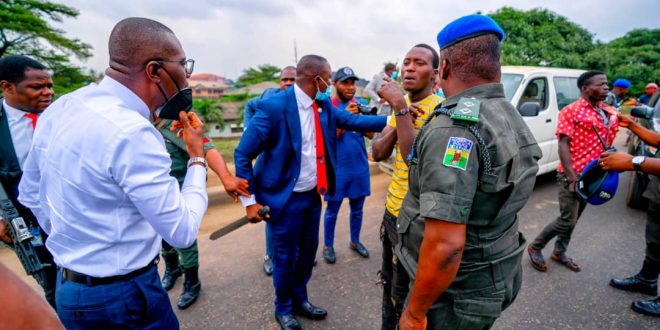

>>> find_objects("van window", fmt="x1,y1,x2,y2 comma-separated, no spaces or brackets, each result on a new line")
501,73,523,102
554,77,580,110
517,78,548,111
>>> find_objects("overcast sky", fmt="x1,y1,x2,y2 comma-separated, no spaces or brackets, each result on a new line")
59,0,658,80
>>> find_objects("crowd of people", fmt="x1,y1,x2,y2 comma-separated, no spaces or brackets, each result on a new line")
0,12,658,330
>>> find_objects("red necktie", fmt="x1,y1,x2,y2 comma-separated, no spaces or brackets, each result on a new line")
311,102,328,195
25,113,38,130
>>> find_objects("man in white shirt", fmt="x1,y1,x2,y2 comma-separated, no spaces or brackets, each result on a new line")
0,55,57,308
235,55,388,330
18,17,207,329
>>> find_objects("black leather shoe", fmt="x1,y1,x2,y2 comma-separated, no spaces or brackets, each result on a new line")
350,242,369,258
323,246,336,264
161,254,183,291
631,296,660,317
263,256,274,276
294,301,327,320
275,313,302,330
177,267,201,310
610,274,658,296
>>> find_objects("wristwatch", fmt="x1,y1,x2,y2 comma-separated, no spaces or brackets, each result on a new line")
187,156,207,169
632,156,646,171
395,107,409,116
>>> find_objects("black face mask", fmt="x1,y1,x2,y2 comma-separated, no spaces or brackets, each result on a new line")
155,65,193,120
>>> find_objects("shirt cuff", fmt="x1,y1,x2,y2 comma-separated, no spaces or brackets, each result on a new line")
239,194,256,207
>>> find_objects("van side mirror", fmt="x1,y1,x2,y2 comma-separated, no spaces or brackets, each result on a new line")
518,102,541,117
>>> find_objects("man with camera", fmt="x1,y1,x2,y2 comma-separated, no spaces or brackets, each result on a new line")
0,55,57,308
321,66,374,264
601,113,660,317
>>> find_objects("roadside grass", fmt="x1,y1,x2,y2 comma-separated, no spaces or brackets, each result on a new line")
213,139,240,164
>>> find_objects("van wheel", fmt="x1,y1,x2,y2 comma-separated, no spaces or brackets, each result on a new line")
626,171,649,210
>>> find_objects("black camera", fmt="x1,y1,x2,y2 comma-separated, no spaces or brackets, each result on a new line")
356,103,378,115
631,105,655,120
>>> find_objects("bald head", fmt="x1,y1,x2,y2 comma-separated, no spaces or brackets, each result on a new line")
108,17,181,70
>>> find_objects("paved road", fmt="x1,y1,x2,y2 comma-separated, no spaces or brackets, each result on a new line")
171,169,658,329
3,138,660,329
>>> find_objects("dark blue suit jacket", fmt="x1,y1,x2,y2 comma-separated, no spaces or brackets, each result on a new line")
235,86,387,220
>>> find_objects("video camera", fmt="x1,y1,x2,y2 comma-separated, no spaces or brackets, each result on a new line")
631,105,655,119
356,103,378,116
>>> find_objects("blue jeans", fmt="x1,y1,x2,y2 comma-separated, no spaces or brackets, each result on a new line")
268,189,321,315
56,264,179,330
323,196,366,247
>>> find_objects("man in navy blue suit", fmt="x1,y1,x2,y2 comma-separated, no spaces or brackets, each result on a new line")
235,54,388,330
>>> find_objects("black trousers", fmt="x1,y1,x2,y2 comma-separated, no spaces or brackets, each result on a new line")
380,210,410,330
641,202,660,279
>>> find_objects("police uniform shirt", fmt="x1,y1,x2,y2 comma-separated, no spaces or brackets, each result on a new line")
396,83,541,289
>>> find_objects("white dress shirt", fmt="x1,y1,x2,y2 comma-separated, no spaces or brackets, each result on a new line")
239,84,319,206
3,100,35,167
18,77,208,277
292,83,318,192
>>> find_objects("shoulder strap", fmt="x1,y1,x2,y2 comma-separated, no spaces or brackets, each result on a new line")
408,104,493,176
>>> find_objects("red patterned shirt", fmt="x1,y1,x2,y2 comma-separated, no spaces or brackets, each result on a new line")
556,97,619,174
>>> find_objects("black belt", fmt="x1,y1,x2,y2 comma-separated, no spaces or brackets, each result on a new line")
62,258,158,286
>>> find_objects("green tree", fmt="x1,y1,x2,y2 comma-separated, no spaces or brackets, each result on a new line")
193,98,225,131
488,7,594,68
237,64,281,85
584,29,660,95
0,0,94,95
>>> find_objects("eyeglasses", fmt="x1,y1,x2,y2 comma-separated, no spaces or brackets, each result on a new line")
157,58,195,75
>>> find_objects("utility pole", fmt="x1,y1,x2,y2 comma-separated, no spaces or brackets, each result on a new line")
294,39,298,64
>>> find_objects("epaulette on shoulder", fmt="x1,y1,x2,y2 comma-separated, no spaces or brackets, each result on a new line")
449,97,480,123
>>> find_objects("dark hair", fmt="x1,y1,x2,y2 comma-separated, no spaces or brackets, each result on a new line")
297,55,328,76
0,55,47,84
577,70,605,89
280,66,296,76
440,34,500,83
384,63,396,71
413,43,440,69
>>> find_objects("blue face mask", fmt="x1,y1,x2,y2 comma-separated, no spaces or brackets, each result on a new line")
314,76,332,101
391,71,398,79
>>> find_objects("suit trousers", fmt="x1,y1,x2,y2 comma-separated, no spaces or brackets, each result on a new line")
55,264,179,330
531,172,587,255
268,189,321,315
323,196,366,247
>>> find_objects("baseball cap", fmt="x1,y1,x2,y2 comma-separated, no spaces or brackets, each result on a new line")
332,67,359,83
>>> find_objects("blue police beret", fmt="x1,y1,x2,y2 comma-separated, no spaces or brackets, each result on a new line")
576,159,619,205
437,14,505,50
613,79,631,88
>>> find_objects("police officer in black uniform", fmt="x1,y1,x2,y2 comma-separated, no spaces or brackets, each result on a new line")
601,113,660,317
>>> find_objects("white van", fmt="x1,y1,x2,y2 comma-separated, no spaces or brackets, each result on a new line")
501,66,585,175
378,66,585,176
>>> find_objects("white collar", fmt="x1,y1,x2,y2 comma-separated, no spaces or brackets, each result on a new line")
97,76,151,119
3,99,31,123
294,83,314,109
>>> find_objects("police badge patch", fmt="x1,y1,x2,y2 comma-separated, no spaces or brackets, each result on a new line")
443,137,473,170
